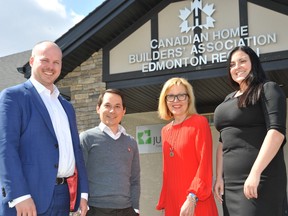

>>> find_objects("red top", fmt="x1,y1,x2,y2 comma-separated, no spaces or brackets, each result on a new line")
156,114,218,216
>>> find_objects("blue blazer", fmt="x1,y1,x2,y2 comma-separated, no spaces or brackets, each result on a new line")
0,80,89,214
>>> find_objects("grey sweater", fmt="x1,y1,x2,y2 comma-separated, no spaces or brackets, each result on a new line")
80,127,140,209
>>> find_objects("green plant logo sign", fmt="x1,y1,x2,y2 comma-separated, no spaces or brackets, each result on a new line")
136,124,165,154
137,129,152,145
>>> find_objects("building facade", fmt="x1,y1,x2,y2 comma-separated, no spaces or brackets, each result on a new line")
19,0,288,215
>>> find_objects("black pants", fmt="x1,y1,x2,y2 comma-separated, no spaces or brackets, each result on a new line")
87,206,138,216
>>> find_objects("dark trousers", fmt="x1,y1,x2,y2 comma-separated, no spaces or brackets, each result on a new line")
38,184,70,216
87,206,138,216
0,184,70,216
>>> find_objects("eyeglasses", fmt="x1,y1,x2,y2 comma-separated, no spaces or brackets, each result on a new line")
165,93,188,102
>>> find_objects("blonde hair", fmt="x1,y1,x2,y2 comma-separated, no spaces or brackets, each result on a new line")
158,77,197,120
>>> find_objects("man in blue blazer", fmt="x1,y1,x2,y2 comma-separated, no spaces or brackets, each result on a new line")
0,41,89,215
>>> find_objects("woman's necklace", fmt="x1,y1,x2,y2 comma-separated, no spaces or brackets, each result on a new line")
168,116,187,157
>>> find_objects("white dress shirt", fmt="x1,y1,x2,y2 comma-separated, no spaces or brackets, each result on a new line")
99,122,127,139
31,78,76,177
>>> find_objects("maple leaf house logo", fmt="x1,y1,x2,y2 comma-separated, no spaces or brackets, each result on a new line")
179,0,215,33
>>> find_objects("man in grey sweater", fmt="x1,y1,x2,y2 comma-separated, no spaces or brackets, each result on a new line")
80,89,140,216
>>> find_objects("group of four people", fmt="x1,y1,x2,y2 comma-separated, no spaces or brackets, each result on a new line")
0,41,286,216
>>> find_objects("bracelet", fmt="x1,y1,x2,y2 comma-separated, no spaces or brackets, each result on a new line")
187,193,198,205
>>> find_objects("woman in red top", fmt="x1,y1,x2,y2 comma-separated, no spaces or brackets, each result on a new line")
156,77,218,216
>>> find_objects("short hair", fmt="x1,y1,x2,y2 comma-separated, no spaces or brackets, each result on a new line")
97,89,126,109
158,77,197,120
31,41,62,57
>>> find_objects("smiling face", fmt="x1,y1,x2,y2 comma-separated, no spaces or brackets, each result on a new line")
29,42,62,92
165,84,189,121
229,50,252,89
97,92,126,133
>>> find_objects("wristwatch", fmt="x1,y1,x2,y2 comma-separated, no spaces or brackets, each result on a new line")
188,193,198,202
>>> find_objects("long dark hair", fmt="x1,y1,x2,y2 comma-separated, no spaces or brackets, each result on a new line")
227,46,267,107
